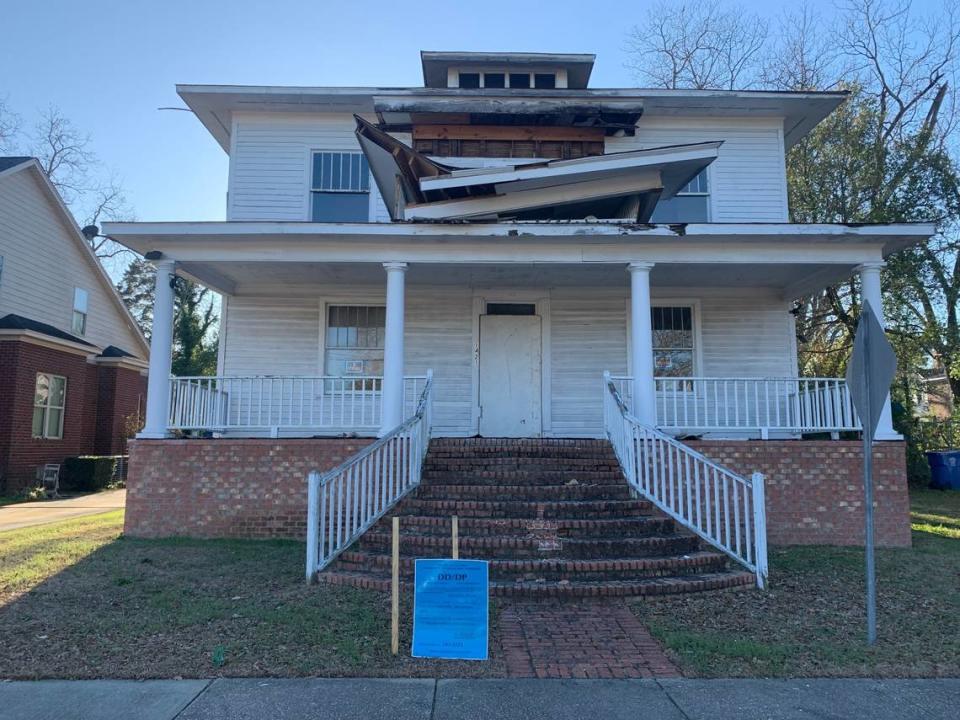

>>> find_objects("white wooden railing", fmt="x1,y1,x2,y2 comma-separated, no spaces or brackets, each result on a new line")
305,371,433,579
603,373,768,587
168,375,428,434
609,376,860,434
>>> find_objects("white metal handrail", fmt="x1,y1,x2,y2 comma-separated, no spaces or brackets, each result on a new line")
609,375,860,434
603,372,768,587
305,370,434,579
168,375,428,433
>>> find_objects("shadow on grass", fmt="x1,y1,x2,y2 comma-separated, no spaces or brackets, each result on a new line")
0,523,504,680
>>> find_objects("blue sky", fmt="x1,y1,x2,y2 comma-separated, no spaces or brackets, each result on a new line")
0,0,940,224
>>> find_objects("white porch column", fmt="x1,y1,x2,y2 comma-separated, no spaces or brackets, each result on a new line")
380,262,408,435
139,259,176,438
858,262,899,440
628,262,657,426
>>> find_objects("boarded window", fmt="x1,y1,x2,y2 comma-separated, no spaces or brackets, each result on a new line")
311,152,370,222
652,306,694,377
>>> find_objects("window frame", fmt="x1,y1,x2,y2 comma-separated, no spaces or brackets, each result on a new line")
308,150,372,222
32,373,67,440
319,302,387,391
627,299,703,382
72,287,88,336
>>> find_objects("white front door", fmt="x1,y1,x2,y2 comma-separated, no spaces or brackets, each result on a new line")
479,315,542,437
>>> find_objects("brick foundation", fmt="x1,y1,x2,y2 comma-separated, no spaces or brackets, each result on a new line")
687,440,910,547
124,437,910,548
124,438,373,539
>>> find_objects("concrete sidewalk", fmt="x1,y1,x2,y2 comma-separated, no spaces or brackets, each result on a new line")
0,489,125,532
1,677,957,720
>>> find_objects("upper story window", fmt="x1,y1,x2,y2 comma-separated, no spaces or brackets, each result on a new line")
33,373,67,440
311,151,371,222
454,70,560,89
650,170,709,223
72,288,88,335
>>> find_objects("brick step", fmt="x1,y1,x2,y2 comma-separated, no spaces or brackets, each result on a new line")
414,483,633,502
424,457,622,470
333,550,731,581
396,498,654,519
358,532,699,559
427,443,617,461
375,514,675,538
421,469,626,484
318,569,756,598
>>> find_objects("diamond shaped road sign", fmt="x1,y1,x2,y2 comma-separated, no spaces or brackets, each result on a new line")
845,300,898,439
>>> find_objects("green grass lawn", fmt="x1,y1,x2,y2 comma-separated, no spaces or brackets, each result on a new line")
0,511,503,679
631,487,960,678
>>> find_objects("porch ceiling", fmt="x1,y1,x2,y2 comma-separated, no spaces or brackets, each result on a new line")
176,260,848,297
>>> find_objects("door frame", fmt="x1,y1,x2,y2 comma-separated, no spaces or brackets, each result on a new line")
471,289,551,436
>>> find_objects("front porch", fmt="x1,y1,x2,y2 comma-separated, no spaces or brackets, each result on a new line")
101,220,919,444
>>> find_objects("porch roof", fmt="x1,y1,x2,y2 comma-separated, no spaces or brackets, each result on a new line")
103,220,934,301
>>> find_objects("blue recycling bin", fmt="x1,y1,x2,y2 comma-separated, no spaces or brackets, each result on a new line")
926,450,960,490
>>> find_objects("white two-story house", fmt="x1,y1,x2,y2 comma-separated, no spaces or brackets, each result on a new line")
107,52,930,564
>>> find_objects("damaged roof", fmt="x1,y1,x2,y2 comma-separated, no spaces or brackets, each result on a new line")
354,116,720,222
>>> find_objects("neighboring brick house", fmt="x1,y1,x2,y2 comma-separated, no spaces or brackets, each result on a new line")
0,157,149,494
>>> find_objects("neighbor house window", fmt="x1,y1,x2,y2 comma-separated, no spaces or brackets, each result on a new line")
310,151,371,222
72,288,88,335
324,305,385,388
652,306,695,377
33,373,67,439
650,170,709,223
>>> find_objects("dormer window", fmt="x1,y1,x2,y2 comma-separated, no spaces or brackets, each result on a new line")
509,73,531,89
458,73,481,89
484,73,505,89
534,73,556,89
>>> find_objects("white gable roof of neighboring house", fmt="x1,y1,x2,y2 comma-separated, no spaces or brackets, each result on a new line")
0,158,150,359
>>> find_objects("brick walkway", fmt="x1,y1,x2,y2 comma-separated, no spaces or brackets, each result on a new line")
499,599,681,679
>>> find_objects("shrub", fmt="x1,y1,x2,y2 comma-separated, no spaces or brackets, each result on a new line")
61,456,120,492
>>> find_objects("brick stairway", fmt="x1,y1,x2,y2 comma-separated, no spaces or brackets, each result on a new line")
319,438,755,598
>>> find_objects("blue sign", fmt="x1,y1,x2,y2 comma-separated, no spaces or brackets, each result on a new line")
412,559,489,661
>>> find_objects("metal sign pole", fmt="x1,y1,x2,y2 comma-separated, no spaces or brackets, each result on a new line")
861,316,877,647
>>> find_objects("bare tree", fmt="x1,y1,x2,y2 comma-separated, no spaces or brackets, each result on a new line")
625,0,769,89
763,5,840,91
0,98,20,153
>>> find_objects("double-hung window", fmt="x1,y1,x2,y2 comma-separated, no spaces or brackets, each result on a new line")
652,306,695,378
324,305,385,389
650,170,709,223
310,151,371,222
72,287,88,335
33,373,67,439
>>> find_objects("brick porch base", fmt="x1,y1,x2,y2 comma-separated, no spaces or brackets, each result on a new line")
124,437,910,547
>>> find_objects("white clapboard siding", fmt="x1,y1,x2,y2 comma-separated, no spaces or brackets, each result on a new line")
220,286,797,438
228,112,398,222
222,288,476,434
0,168,145,355
550,289,628,436
607,116,789,223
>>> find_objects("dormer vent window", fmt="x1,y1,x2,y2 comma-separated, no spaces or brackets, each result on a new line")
454,69,564,89
534,73,556,89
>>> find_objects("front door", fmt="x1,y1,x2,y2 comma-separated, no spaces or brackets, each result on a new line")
479,315,542,437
